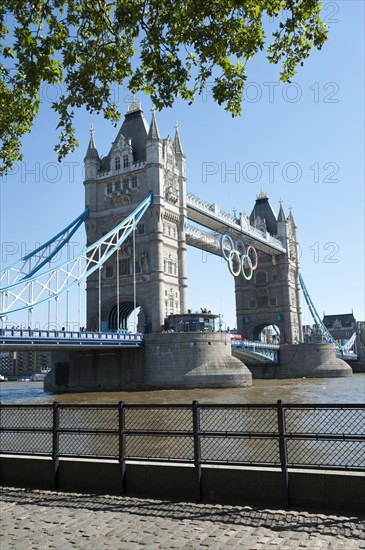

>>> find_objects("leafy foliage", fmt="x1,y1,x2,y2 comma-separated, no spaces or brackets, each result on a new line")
0,0,327,174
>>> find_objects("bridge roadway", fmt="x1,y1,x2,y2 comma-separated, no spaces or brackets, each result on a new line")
0,328,281,360
0,329,354,364
231,340,280,363
0,328,143,351
186,192,286,256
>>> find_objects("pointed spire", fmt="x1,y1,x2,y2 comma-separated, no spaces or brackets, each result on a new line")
127,94,142,114
256,187,268,200
85,125,99,159
173,121,185,155
147,106,161,140
278,198,286,222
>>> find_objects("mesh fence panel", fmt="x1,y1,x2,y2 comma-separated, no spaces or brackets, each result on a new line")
59,432,119,458
59,406,117,431
1,404,364,469
287,439,365,469
200,407,277,433
200,436,280,465
0,431,52,455
125,407,192,432
0,406,53,429
285,407,365,436
125,435,194,461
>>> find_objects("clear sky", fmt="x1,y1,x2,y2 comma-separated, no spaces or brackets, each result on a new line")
0,1,364,331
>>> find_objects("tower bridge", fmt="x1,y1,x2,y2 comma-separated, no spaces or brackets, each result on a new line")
81,100,302,343
0,100,354,390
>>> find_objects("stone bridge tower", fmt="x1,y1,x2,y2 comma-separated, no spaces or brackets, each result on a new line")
235,192,302,344
84,100,187,333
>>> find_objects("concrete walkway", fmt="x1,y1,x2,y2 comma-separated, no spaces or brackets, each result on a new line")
1,487,364,549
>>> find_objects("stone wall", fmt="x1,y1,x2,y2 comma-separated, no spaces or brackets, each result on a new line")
234,343,353,379
45,332,252,392
143,332,252,389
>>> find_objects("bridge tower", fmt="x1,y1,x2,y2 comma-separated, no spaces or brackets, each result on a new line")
84,100,188,333
235,192,302,344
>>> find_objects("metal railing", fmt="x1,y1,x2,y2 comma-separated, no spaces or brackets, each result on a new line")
1,401,364,502
186,192,285,252
0,328,144,347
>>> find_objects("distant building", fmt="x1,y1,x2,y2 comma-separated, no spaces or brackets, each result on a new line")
14,351,52,376
0,352,14,376
323,313,364,358
323,313,357,345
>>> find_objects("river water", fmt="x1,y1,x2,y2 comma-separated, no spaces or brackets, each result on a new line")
1,374,364,405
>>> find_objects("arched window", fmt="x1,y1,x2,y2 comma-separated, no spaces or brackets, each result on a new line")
256,271,268,285
123,155,129,168
115,157,120,170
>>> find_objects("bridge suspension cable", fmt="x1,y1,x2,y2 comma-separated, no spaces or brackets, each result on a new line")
0,193,152,316
0,208,89,287
299,274,338,348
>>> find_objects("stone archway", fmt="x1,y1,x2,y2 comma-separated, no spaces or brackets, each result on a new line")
253,323,282,344
106,297,149,333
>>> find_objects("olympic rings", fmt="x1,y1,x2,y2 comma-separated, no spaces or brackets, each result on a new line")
220,233,259,280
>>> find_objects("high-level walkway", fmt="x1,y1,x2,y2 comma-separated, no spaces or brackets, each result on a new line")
1,487,364,549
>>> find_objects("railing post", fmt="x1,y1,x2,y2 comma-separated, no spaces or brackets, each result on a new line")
192,400,202,502
277,400,289,507
52,401,60,490
118,401,126,494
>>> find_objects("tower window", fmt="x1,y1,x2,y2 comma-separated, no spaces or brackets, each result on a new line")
119,258,130,276
256,271,268,285
123,179,129,189
105,265,113,278
131,176,138,188
115,157,120,170
138,223,145,235
115,181,121,192
107,183,112,194
257,296,269,307
168,261,173,274
123,155,129,168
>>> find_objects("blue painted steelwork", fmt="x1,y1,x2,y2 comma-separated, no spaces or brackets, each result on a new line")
0,328,143,348
299,274,338,347
0,208,89,285
0,193,153,315
231,339,279,363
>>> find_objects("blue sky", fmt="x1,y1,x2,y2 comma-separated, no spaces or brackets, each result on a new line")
0,1,364,331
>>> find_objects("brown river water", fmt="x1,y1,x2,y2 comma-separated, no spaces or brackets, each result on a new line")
1,374,364,405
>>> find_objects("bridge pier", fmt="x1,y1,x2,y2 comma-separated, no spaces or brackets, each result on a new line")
45,348,144,393
235,343,352,379
45,333,252,393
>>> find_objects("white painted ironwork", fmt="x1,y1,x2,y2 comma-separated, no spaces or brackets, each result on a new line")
0,208,89,288
0,194,152,316
186,192,285,253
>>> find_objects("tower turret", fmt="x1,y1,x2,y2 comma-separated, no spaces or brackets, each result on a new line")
84,126,100,213
84,125,100,181
277,200,287,242
146,108,163,166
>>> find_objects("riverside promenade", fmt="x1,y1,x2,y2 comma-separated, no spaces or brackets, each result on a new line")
1,487,364,549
